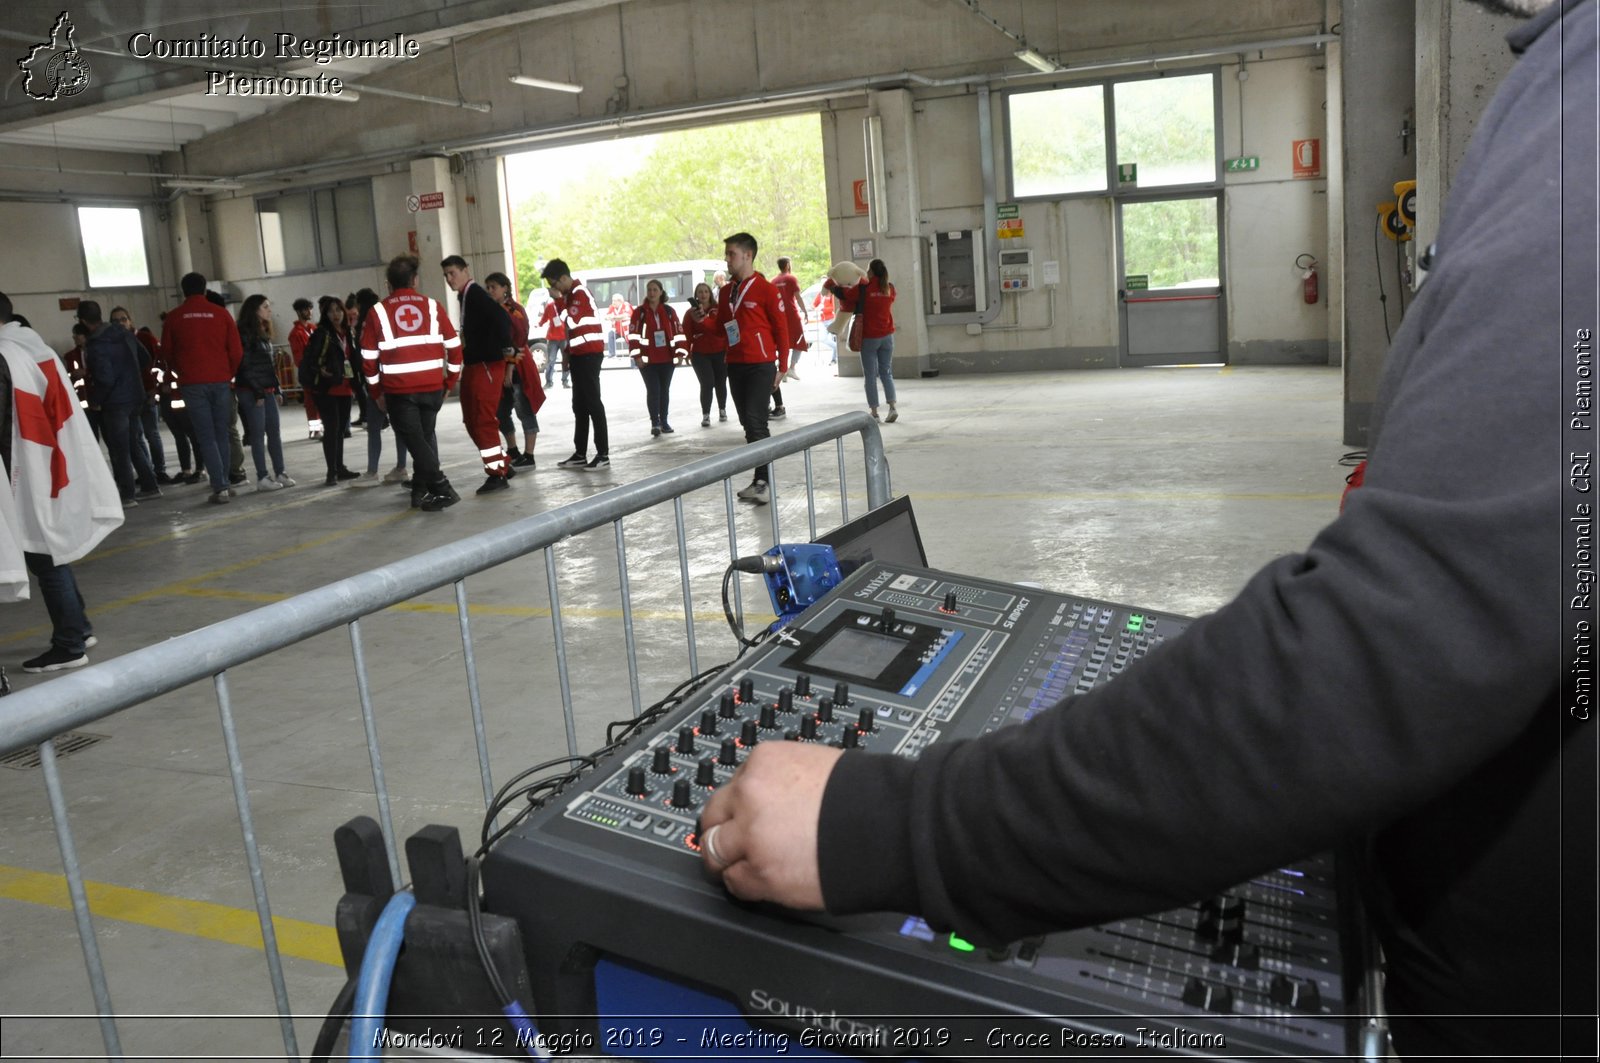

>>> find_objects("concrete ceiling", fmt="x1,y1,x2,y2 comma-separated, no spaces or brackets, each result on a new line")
0,0,632,155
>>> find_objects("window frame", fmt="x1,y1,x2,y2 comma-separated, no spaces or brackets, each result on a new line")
255,178,380,277
75,203,154,290
1004,67,1225,204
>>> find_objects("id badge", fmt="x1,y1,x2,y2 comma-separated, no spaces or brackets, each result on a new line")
724,319,741,347
653,330,667,347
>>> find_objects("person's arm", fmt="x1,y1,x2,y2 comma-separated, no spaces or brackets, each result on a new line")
628,307,645,361
669,307,687,361
440,310,463,390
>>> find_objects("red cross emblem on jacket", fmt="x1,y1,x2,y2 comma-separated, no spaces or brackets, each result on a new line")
15,357,74,497
394,304,424,331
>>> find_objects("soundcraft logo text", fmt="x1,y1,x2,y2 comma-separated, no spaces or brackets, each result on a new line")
17,11,92,101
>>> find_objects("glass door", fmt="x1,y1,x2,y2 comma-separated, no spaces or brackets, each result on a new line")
1118,195,1225,367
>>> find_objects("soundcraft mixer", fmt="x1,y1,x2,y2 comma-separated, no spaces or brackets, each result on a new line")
483,561,1366,1059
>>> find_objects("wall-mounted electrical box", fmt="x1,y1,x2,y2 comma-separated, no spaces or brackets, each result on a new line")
929,229,988,314
998,248,1034,293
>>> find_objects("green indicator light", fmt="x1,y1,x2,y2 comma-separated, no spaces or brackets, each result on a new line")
948,935,976,953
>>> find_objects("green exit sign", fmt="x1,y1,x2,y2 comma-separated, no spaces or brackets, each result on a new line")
1226,156,1260,172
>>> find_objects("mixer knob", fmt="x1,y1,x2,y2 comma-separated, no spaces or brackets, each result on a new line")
741,719,760,747
857,707,875,733
671,777,693,809
799,715,818,741
834,681,850,705
699,709,719,736
839,728,859,749
1210,942,1261,969
677,726,697,755
943,590,959,613
1180,977,1233,1014
626,766,648,796
720,692,738,719
880,607,896,631
777,688,794,713
795,675,812,697
719,737,739,766
695,758,717,788
738,677,755,703
759,704,778,730
651,746,673,775
815,697,834,723
1268,975,1322,1012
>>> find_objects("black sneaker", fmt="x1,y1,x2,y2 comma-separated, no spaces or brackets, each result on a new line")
229,472,247,485
476,475,510,495
134,486,162,501
770,407,787,419
401,478,414,490
557,454,587,468
156,472,178,485
421,482,461,511
336,467,361,481
503,464,517,481
23,646,88,673
511,452,537,468
582,455,610,471
661,424,675,434
182,470,205,485
651,425,661,437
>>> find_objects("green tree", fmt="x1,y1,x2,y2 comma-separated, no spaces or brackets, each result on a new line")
512,114,830,286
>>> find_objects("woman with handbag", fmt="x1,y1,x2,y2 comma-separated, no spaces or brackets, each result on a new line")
234,295,297,491
629,279,686,436
825,258,899,422
682,282,728,428
304,295,360,486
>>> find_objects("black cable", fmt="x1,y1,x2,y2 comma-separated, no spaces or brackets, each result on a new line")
465,856,514,1006
1339,449,1368,468
1394,234,1408,319
310,977,356,1063
1373,213,1392,344
722,564,757,648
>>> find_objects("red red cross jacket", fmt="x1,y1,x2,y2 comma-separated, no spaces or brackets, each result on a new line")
359,289,462,396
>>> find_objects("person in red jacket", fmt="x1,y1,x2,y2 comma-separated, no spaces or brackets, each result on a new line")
542,258,610,471
603,293,632,359
538,296,568,388
629,278,687,436
360,255,463,511
683,282,728,427
287,298,323,439
486,271,543,469
61,324,97,441
161,272,243,503
301,295,360,486
827,257,899,422
769,256,809,418
717,232,789,506
811,278,837,366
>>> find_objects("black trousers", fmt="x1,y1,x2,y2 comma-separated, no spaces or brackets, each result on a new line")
568,355,608,458
726,361,776,484
691,352,728,415
386,390,444,489
314,392,352,476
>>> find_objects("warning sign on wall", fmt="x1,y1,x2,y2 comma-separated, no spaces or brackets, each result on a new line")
852,180,869,215
1292,139,1322,179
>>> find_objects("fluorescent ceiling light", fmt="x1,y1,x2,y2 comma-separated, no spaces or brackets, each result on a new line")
1014,48,1059,73
162,178,244,190
326,89,360,103
509,75,583,94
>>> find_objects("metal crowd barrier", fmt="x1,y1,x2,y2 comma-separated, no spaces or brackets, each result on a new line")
0,412,890,1062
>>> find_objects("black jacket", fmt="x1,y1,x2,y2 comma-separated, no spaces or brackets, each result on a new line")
457,281,512,366
85,323,147,407
235,331,278,392
818,3,1596,1058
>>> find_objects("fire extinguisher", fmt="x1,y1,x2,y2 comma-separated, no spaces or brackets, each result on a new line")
1296,254,1319,304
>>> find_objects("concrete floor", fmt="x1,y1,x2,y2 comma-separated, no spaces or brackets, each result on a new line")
0,360,1347,1060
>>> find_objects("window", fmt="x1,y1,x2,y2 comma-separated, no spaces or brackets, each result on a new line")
1007,84,1107,198
78,207,150,287
1113,73,1218,189
258,181,377,274
1007,70,1220,199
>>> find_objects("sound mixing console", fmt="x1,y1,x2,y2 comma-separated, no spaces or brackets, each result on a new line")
483,562,1366,1059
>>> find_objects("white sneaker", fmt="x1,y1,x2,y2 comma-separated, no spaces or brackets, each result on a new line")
743,480,771,505
787,367,800,381
273,472,296,487
381,466,408,485
885,406,899,423
255,476,283,492
349,471,382,488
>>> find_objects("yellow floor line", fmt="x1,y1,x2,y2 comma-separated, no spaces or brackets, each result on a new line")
0,864,341,968
912,489,1339,502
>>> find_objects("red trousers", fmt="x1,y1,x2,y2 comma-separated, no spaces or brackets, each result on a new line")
460,360,508,476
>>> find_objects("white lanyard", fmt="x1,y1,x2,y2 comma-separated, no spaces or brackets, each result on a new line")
727,276,756,316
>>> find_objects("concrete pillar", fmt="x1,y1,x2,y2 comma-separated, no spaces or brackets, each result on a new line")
1325,0,1344,368
1414,0,1520,255
1339,0,1415,446
866,88,929,379
170,194,215,282
410,155,461,308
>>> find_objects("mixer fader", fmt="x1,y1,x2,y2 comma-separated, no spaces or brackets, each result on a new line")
485,561,1366,1059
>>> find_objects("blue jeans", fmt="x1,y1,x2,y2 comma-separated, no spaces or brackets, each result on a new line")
364,403,407,476
640,362,675,427
543,340,568,386
25,552,90,654
181,383,234,493
138,399,166,475
98,401,156,499
237,386,286,479
859,334,897,409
